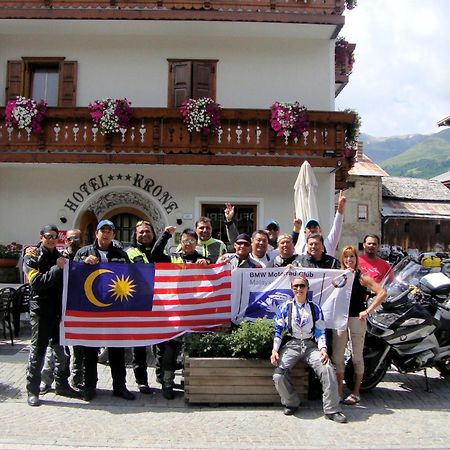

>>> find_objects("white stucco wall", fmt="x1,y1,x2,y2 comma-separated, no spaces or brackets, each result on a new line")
0,163,335,246
0,20,335,110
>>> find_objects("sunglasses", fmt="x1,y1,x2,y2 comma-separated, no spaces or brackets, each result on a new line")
292,283,307,289
235,241,251,247
43,233,58,240
181,239,197,245
136,220,151,227
66,237,79,242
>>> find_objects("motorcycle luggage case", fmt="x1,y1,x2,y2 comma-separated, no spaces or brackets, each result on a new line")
420,273,450,296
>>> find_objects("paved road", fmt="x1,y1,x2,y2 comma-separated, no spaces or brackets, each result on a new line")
1,331,450,450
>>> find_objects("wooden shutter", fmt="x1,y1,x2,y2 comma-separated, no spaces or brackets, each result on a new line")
58,61,77,106
170,61,192,107
192,61,215,100
5,60,24,100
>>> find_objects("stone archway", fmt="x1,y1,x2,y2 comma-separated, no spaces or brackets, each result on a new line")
74,188,167,240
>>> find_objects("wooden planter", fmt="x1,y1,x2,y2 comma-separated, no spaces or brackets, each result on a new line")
184,357,308,404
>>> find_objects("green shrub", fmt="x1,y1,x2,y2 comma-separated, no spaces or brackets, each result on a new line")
186,318,274,359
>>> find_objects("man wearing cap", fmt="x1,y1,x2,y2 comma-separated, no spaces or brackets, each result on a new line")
23,224,81,407
302,190,346,257
74,219,135,401
217,233,262,269
39,229,84,394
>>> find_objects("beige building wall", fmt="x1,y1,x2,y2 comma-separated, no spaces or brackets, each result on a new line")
338,175,383,254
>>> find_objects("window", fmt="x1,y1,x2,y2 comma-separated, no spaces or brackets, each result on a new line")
168,59,217,107
6,57,77,106
436,223,441,234
357,204,368,222
109,213,142,245
201,204,257,245
30,65,59,106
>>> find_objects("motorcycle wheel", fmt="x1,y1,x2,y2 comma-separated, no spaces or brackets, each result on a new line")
345,356,389,392
436,360,450,377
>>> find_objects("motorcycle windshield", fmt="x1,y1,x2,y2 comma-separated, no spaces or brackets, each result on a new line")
381,258,432,308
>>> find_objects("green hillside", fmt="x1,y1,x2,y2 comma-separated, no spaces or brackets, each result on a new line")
379,130,450,178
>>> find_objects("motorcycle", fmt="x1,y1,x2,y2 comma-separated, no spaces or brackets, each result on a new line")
345,252,450,392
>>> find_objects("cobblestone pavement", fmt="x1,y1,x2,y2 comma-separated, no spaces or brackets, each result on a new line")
1,331,450,450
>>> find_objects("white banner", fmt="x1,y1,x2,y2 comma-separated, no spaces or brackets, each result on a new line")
231,267,354,330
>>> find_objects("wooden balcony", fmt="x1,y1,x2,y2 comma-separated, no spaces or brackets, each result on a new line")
0,0,346,25
0,107,355,188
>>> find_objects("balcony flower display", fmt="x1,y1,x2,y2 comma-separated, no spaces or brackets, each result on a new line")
88,98,133,135
335,37,355,76
5,96,48,134
270,101,309,138
179,97,222,135
342,108,361,163
345,0,357,9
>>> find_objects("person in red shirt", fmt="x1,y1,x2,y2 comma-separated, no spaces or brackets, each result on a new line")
358,235,391,284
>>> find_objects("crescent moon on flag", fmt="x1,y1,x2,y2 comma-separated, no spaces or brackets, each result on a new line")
84,269,114,308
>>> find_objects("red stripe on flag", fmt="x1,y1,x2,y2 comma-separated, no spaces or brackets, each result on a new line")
65,331,181,341
153,282,231,295
64,318,227,328
154,271,231,283
65,305,231,318
153,294,230,306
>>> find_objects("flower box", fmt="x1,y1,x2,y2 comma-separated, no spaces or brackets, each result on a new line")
184,356,308,404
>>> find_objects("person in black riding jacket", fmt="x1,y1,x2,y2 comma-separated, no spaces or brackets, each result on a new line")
23,224,80,407
74,219,134,402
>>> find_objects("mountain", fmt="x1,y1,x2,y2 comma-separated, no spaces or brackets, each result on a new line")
360,128,450,179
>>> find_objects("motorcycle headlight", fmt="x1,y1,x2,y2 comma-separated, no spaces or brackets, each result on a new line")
401,318,425,326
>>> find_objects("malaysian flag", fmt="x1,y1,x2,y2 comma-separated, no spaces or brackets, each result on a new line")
61,261,231,347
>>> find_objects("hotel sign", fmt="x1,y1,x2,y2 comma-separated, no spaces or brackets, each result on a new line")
63,173,179,214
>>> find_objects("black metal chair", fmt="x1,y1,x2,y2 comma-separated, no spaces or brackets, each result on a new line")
12,283,30,337
0,287,16,345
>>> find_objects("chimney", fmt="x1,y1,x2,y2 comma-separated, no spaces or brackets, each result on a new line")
356,141,363,160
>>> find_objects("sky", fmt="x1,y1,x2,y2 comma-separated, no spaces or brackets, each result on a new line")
335,0,450,138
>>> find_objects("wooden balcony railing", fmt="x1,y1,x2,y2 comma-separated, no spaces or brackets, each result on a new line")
0,107,355,187
0,0,347,22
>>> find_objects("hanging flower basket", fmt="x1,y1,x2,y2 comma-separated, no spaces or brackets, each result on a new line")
335,37,355,76
270,101,308,139
5,96,48,134
179,97,222,135
88,97,133,135
345,0,357,10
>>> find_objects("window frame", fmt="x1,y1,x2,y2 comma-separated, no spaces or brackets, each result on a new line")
167,59,218,107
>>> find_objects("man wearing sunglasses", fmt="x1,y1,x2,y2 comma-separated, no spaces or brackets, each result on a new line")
270,276,347,423
23,225,81,407
40,229,84,395
217,233,261,269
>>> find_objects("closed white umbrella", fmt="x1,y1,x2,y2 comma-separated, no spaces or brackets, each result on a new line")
294,161,319,254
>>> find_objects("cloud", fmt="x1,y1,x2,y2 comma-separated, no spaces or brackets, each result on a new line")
336,0,450,137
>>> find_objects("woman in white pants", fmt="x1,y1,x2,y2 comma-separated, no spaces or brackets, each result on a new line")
333,245,387,405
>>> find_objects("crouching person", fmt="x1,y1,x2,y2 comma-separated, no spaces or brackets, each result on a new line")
270,276,347,423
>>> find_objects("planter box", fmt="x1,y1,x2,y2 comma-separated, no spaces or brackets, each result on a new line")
184,357,308,404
